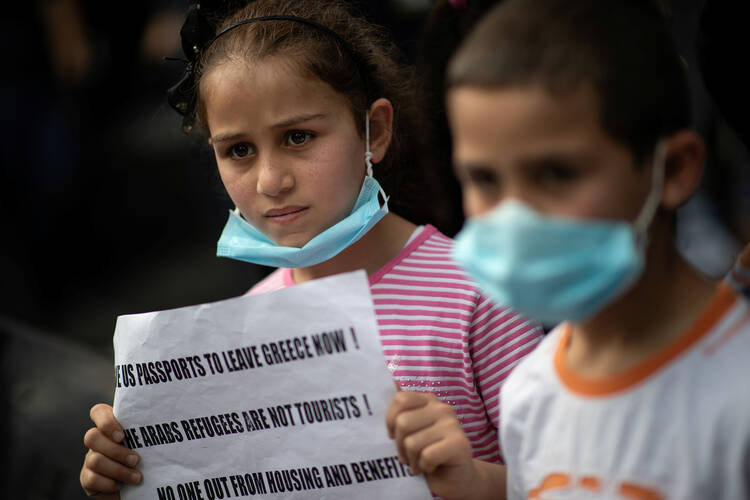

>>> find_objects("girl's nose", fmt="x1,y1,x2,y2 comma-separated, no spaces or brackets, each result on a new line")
256,154,294,196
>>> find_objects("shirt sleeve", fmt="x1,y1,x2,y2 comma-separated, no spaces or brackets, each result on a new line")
468,294,544,434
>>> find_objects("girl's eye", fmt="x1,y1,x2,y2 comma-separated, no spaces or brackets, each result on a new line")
229,142,255,160
285,131,313,146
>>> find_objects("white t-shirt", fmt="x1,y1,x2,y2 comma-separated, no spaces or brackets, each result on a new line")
500,284,750,499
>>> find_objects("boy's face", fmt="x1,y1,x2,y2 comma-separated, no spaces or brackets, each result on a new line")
447,84,656,223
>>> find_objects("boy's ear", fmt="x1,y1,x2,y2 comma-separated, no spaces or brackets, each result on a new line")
660,130,705,210
367,98,394,164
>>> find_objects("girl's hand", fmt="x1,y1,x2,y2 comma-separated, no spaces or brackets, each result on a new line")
80,404,141,499
386,391,490,500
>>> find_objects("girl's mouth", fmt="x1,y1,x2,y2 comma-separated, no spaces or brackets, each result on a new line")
264,206,309,223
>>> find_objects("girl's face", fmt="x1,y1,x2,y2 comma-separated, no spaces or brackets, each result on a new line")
202,57,367,248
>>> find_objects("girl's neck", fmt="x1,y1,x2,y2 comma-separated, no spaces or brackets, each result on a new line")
566,222,717,378
290,212,417,284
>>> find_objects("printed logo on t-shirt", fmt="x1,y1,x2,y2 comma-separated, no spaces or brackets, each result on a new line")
528,473,663,499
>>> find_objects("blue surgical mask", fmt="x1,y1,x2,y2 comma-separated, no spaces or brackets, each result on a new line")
452,142,666,325
216,113,389,269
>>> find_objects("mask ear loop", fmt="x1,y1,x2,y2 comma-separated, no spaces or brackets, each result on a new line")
365,110,374,178
365,110,389,206
633,140,667,246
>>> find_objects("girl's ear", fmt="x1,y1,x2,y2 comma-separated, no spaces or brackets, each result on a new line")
367,98,394,164
660,130,705,210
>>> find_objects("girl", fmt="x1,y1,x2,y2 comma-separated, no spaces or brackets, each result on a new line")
79,1,543,497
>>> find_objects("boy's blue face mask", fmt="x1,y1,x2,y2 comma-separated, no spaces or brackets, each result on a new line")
216,113,389,269
452,142,667,326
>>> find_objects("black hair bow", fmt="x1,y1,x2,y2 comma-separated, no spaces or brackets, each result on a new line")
166,1,250,132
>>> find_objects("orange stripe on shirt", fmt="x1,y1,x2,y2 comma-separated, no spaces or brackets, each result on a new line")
618,482,664,500
527,473,570,498
579,476,601,491
554,283,737,396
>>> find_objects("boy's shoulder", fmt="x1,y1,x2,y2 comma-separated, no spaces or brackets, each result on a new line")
500,291,750,498
501,286,750,410
693,284,750,353
500,325,560,400
693,287,750,393
727,242,750,297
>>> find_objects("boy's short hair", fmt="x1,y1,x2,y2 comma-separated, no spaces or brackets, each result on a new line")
447,0,690,163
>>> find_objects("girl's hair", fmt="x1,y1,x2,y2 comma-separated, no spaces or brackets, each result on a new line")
191,0,430,223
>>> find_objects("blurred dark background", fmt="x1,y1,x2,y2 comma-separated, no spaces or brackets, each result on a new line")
0,0,747,498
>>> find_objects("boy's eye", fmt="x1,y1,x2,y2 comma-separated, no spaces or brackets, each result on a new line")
229,142,255,159
285,131,313,146
534,161,579,186
467,169,499,189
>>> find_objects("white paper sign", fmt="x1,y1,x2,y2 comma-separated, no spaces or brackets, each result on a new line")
112,270,431,500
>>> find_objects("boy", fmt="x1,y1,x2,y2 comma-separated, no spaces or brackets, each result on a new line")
729,243,750,298
387,0,750,498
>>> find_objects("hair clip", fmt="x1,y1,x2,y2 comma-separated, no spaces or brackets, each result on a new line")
166,2,217,133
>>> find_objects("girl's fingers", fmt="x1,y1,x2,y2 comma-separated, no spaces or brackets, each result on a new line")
395,400,458,472
83,449,142,486
401,419,451,475
393,406,439,465
83,427,139,468
417,429,472,475
90,404,124,443
387,392,459,471
385,391,433,439
80,460,123,497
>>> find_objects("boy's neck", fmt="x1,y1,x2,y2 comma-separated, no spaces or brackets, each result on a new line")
566,225,717,379
290,212,417,284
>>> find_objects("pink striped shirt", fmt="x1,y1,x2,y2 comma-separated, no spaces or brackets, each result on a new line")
248,225,544,463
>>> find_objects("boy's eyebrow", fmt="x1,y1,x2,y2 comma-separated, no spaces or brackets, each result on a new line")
454,152,587,178
519,155,574,169
453,161,498,181
515,149,592,168
454,161,493,173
